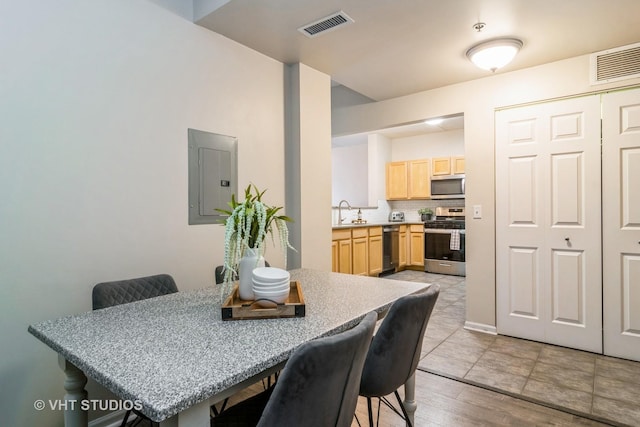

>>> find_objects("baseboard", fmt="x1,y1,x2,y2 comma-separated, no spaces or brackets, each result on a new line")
463,321,497,335
88,409,128,427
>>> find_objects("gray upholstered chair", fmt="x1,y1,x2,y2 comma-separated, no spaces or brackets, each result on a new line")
92,274,179,427
210,311,377,427
92,273,178,310
358,285,440,427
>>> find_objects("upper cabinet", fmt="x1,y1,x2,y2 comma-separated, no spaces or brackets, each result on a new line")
452,156,465,174
386,159,430,200
432,156,465,176
408,159,431,198
385,161,408,199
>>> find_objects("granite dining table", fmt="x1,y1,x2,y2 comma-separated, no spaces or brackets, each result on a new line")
28,268,430,427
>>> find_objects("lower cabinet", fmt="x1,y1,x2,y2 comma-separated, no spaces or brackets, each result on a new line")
352,228,369,276
408,224,424,267
398,225,407,268
368,227,383,276
332,226,383,276
331,229,352,274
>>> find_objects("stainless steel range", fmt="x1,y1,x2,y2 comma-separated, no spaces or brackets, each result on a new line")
424,207,466,276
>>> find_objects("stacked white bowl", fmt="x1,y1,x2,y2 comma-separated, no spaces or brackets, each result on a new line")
252,267,291,307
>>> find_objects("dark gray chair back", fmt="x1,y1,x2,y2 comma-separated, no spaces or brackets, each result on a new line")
92,274,178,310
360,285,440,398
256,311,377,427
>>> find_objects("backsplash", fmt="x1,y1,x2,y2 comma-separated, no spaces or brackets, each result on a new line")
332,198,465,224
389,199,465,222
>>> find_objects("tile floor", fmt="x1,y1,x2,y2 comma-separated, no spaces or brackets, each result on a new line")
388,270,640,427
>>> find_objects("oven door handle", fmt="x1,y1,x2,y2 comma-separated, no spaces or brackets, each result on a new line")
424,229,466,234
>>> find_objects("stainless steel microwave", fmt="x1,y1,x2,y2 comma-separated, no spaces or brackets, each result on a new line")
430,174,465,199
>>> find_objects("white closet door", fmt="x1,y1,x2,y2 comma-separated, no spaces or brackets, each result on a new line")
496,95,602,353
602,88,640,362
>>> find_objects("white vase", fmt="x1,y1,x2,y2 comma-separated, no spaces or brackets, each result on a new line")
238,247,265,300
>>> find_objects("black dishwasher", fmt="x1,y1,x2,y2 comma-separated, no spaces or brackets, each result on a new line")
382,225,399,273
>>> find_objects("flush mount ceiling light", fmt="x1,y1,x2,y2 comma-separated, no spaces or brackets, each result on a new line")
466,37,523,72
425,118,444,126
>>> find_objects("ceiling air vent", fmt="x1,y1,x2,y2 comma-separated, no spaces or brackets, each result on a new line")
590,42,640,85
298,11,354,38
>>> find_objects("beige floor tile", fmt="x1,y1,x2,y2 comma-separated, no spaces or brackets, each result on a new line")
464,364,528,394
538,345,596,374
425,323,455,341
429,339,486,364
522,378,593,414
596,355,640,383
474,350,536,377
437,292,465,304
421,336,447,355
418,352,474,378
445,328,497,350
488,335,543,361
594,374,640,405
592,395,640,426
529,361,594,393
428,315,464,333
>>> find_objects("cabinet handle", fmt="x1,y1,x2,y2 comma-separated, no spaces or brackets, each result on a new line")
565,237,570,242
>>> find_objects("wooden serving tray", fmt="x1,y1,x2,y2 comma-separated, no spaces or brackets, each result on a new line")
221,281,306,320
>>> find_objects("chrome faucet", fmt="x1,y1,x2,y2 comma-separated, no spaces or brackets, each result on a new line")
338,199,352,224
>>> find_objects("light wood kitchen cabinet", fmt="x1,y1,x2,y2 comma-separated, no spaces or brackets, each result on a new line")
331,240,339,272
398,225,407,268
452,156,465,174
432,156,465,176
408,159,431,198
385,161,408,199
351,228,369,276
386,159,430,200
332,226,383,277
409,224,424,267
331,229,352,274
431,157,451,176
368,226,383,276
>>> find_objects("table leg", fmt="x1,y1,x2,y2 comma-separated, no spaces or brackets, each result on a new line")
58,355,88,427
403,373,416,427
160,397,212,427
159,363,284,426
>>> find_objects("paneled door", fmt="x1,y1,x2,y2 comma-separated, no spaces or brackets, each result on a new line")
496,95,602,353
602,88,640,361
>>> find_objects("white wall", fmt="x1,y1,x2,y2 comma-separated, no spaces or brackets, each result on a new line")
391,128,464,160
333,55,640,330
332,144,369,207
0,1,285,425
331,84,375,109
368,133,392,208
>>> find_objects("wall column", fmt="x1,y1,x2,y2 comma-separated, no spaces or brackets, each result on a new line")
284,63,332,270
